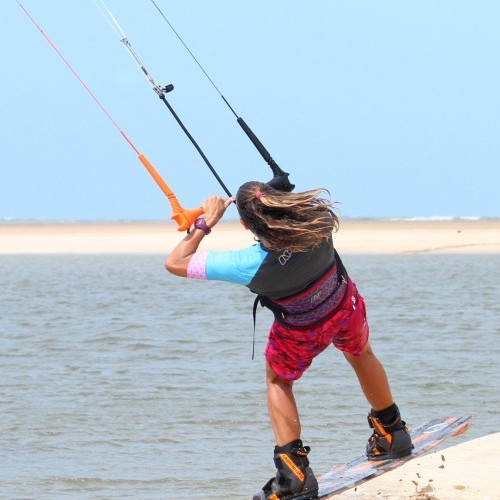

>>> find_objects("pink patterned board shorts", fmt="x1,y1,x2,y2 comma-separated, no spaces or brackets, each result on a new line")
265,280,369,381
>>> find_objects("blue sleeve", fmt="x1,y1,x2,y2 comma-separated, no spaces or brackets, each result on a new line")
205,244,268,286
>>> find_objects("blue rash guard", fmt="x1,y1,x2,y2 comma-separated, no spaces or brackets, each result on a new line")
188,239,336,300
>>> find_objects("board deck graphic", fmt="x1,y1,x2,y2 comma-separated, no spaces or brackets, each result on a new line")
318,415,471,498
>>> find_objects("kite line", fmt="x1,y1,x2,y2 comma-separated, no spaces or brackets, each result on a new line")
98,0,294,191
94,0,232,197
16,0,203,231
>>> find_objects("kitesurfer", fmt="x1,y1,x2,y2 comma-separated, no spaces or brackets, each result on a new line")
166,182,413,500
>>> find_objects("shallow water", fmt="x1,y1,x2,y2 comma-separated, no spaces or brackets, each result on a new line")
1,254,498,499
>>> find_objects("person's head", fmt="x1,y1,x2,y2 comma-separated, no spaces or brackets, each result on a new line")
235,181,339,252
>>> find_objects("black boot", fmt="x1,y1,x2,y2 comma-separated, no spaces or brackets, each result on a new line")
366,404,413,460
253,440,319,500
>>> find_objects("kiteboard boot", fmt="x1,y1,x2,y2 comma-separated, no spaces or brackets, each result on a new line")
253,439,319,500
366,403,413,460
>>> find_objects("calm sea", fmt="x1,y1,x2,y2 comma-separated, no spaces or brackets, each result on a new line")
1,253,499,499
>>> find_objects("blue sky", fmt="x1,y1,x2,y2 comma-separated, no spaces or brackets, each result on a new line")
2,1,499,221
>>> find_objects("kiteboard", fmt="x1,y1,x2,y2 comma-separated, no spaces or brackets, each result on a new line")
318,415,471,498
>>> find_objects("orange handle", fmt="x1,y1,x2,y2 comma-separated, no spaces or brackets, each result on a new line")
138,153,202,231
171,206,204,232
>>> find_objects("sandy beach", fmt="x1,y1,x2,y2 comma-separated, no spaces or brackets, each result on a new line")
333,432,500,500
0,219,499,254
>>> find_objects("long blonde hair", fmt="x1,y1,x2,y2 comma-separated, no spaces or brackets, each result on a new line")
235,181,339,252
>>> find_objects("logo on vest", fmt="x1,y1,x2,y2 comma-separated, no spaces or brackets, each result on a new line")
278,249,292,266
310,290,324,303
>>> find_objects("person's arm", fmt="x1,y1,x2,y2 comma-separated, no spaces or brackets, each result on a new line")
165,195,233,277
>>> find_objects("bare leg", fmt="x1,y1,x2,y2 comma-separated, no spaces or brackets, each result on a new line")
343,341,394,411
266,362,301,446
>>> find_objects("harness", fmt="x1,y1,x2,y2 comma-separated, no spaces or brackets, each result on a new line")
252,249,349,356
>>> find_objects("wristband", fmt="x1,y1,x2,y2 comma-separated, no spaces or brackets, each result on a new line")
194,217,211,235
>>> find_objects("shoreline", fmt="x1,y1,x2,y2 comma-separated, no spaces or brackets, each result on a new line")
0,219,499,254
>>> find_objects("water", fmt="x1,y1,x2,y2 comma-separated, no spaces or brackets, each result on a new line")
1,253,499,499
